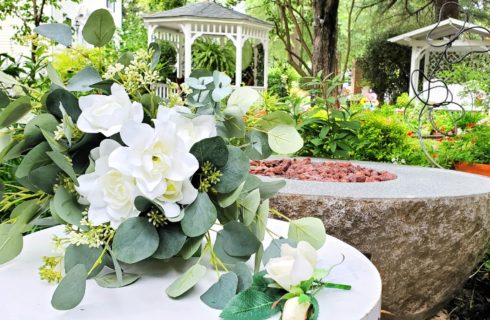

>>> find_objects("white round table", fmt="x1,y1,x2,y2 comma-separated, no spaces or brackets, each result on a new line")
0,220,381,320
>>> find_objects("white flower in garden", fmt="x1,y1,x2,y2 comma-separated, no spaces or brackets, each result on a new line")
265,241,318,291
77,83,143,137
108,121,199,200
155,106,216,150
76,139,141,229
153,179,198,220
282,297,311,320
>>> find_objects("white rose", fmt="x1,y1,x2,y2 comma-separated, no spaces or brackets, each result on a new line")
281,297,311,320
108,121,199,200
265,241,317,291
155,106,216,150
77,83,143,137
76,139,141,228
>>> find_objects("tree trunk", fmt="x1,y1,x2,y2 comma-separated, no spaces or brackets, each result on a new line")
434,0,459,20
312,0,340,77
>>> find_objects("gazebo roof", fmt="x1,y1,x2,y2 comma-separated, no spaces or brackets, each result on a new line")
144,2,272,28
388,18,490,47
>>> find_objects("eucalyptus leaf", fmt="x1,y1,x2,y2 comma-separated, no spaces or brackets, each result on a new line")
190,136,228,167
217,181,245,208
53,186,84,226
166,263,207,298
153,224,187,259
66,67,102,92
148,42,161,70
41,129,68,153
200,272,238,310
257,111,295,131
51,264,87,310
112,217,159,264
34,23,72,47
218,107,245,139
15,142,51,190
181,192,217,237
249,199,269,242
245,130,272,160
241,189,261,226
24,114,59,146
233,262,253,292
28,164,60,194
46,63,65,87
0,96,32,129
46,89,80,121
0,230,23,265
47,150,78,185
258,180,286,200
215,147,249,193
227,87,260,114
288,217,326,249
214,232,248,265
64,244,104,278
82,9,116,47
222,221,261,257
267,125,304,154
178,235,204,259
95,272,140,288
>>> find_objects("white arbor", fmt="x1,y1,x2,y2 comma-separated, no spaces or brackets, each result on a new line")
388,18,490,104
143,2,272,95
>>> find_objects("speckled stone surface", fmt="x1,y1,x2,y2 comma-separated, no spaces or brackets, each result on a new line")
265,158,490,320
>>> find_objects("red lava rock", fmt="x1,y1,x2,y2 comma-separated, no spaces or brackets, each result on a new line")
249,158,397,183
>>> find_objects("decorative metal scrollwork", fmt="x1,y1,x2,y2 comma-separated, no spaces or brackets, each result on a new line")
404,2,490,167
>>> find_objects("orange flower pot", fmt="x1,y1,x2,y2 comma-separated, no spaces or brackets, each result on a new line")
454,162,490,177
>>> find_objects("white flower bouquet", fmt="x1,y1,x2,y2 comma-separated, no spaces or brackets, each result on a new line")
0,9,350,320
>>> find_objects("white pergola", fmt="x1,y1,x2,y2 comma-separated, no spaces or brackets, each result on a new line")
143,2,272,92
388,18,490,99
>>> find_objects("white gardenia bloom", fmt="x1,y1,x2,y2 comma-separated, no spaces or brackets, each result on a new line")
265,241,317,291
281,297,311,320
109,121,199,200
155,106,216,150
76,139,141,228
77,83,144,137
153,179,198,220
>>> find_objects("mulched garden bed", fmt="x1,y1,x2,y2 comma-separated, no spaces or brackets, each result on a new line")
250,158,397,182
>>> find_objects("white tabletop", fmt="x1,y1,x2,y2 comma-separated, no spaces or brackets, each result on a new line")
0,219,381,320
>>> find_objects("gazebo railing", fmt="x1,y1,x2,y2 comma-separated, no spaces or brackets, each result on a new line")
154,82,266,99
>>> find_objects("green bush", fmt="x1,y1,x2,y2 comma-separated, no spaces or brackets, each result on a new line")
438,125,490,168
157,40,177,81
267,65,301,97
352,111,430,165
358,30,411,103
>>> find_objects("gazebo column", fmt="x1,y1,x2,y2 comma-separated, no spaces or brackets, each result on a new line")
409,46,424,98
235,26,243,86
181,23,193,79
147,24,157,44
263,38,269,89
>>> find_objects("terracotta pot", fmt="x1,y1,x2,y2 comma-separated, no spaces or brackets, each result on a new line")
455,162,490,177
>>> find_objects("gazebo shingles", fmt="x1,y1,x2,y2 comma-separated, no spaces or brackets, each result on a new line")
144,2,272,27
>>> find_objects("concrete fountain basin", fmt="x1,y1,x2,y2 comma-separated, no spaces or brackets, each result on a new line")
260,158,490,320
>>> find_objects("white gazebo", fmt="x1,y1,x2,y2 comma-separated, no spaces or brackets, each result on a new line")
143,2,272,97
388,18,490,104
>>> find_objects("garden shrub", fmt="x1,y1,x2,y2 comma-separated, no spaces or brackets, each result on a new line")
51,46,117,81
157,40,177,81
437,125,490,168
268,65,301,97
358,30,411,103
352,111,430,165
192,38,235,77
